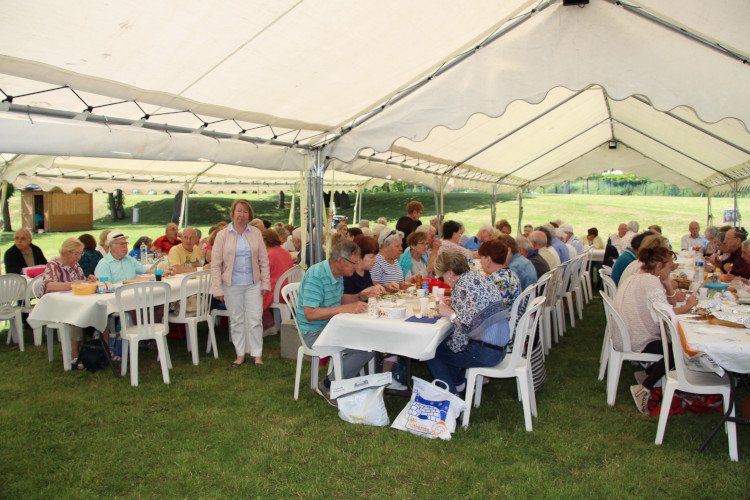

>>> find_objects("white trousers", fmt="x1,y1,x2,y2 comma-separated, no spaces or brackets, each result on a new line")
223,282,263,357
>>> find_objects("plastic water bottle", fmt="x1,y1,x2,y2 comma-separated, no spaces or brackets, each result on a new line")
97,277,109,292
694,257,705,287
140,242,148,265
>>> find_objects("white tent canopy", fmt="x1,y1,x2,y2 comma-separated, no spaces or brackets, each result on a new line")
1,0,749,199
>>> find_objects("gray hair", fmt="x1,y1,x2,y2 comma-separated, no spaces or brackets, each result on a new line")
378,229,404,248
742,239,750,251
358,219,370,228
627,220,639,233
479,224,494,235
330,240,360,261
377,217,387,225
516,234,533,252
531,229,549,247
704,225,719,240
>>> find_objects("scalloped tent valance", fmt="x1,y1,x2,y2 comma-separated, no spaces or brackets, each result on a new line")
0,0,749,197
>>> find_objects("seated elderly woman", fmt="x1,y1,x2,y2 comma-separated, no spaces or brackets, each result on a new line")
398,230,438,280
703,225,720,257
427,250,511,394
439,220,475,259
477,239,521,311
614,246,697,414
42,238,98,366
342,235,386,304
371,229,409,290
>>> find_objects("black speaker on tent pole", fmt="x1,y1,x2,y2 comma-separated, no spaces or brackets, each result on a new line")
563,0,589,5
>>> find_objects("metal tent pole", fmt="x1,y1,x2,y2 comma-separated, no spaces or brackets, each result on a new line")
706,188,712,227
516,189,524,235
490,184,497,227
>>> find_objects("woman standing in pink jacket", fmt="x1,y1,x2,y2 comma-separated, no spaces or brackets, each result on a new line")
211,199,271,367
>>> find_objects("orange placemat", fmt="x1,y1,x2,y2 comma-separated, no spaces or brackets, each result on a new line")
677,321,701,357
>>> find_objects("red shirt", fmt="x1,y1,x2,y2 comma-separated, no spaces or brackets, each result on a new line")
153,235,181,254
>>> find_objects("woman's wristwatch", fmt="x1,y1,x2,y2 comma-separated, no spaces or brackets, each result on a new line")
449,312,457,322
358,291,367,302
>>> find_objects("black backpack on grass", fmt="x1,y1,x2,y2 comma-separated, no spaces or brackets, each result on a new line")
76,339,110,372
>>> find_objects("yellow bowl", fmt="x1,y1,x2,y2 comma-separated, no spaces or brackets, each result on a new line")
71,283,98,295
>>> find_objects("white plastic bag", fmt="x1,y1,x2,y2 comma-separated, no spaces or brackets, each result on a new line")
330,372,392,427
391,377,467,440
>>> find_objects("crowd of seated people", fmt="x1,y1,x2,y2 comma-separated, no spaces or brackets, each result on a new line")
9,197,741,420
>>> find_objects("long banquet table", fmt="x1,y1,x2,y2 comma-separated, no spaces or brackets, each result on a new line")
27,275,198,370
679,313,750,461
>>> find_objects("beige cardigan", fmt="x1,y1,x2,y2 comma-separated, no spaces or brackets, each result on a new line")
211,225,271,297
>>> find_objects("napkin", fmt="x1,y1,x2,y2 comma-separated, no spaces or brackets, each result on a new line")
405,315,440,324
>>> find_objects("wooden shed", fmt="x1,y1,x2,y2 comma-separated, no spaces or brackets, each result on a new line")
21,188,93,232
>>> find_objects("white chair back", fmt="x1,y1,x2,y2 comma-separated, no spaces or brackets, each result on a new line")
0,274,26,313
282,282,301,325
175,270,212,321
506,296,546,367
600,292,633,352
509,283,537,334
600,274,617,300
116,281,171,337
273,265,305,307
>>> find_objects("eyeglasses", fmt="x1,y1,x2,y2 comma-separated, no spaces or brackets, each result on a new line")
344,257,361,266
382,230,398,246
70,251,83,257
416,242,429,247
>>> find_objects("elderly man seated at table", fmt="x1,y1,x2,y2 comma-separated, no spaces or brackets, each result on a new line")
531,228,560,270
42,237,98,366
152,222,181,256
560,224,584,255
497,233,537,291
680,220,708,251
463,224,494,252
723,239,750,281
712,227,748,278
168,227,209,273
296,240,370,407
4,229,47,274
95,231,170,283
609,223,630,255
517,234,549,279
543,223,570,263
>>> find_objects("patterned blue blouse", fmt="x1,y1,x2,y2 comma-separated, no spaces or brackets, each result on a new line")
490,267,521,311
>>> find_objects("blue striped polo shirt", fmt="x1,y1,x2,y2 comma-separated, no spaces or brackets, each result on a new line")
296,259,343,335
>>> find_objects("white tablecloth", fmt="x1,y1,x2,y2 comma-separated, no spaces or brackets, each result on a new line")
679,315,750,375
27,275,196,333
313,312,452,361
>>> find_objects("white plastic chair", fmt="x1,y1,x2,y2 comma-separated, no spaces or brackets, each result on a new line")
117,281,173,386
0,275,28,351
168,270,217,365
652,303,737,461
21,275,45,346
597,273,618,381
462,296,545,432
283,282,328,400
269,265,305,333
580,248,594,304
600,292,662,406
562,253,586,328
599,265,612,278
208,308,231,353
534,270,554,355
